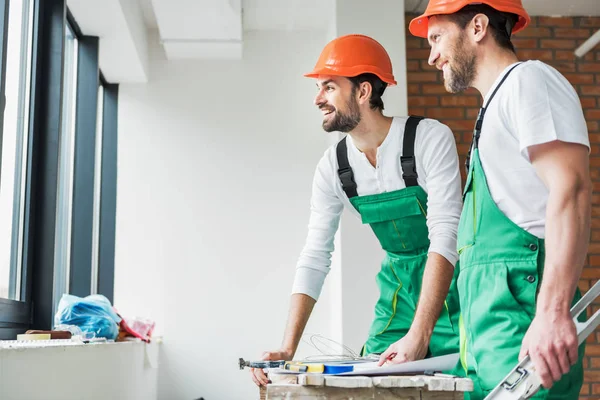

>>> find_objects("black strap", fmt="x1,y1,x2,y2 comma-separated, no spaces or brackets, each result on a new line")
335,116,424,198
465,62,522,173
401,116,424,187
336,137,358,198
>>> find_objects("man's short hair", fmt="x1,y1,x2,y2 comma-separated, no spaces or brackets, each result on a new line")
446,4,519,53
348,73,387,111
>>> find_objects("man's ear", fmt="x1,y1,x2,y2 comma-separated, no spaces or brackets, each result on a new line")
356,81,372,106
471,13,490,43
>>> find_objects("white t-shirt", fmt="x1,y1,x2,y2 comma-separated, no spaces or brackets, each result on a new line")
292,117,462,300
478,60,590,238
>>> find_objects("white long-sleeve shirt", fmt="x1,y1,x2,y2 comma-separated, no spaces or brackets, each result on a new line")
293,116,463,300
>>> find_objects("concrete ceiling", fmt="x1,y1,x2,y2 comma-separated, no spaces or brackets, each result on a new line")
150,0,243,59
135,0,600,61
405,0,600,15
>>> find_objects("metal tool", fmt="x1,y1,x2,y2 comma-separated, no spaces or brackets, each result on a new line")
485,279,600,400
238,358,285,370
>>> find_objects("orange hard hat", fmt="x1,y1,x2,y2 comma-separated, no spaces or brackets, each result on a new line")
304,34,397,86
409,0,530,38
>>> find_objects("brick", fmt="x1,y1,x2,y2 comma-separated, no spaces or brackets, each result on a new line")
440,96,480,107
574,49,597,62
580,85,600,96
406,60,420,72
555,50,576,61
408,107,425,116
586,344,600,357
581,383,591,395
512,38,539,49
422,84,448,95
538,17,574,28
580,17,600,28
518,27,551,38
408,97,439,107
581,97,597,109
466,109,479,119
406,48,431,60
588,122,600,133
592,357,600,368
407,84,420,95
425,107,465,119
456,143,471,155
584,370,600,382
579,280,592,292
406,38,423,49
407,72,438,83
585,109,600,120
579,64,600,73
554,28,593,38
444,120,477,132
554,62,578,74
419,61,437,71
563,73,595,84
517,49,554,61
581,268,600,279
592,383,600,395
591,230,600,241
587,242,600,253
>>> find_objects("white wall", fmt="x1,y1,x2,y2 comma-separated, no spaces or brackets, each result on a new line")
116,2,409,396
0,342,158,399
335,0,409,352
116,29,337,400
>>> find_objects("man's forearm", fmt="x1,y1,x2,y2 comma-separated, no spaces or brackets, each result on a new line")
409,252,454,340
281,293,317,357
537,183,591,313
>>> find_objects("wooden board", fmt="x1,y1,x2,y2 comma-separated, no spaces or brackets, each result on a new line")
263,373,473,400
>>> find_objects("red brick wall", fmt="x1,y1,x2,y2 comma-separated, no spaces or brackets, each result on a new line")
405,15,600,399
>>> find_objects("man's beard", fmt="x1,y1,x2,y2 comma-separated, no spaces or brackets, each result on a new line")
322,91,361,133
445,34,477,93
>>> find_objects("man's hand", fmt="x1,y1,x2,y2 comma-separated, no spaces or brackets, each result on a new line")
249,349,293,387
519,311,579,389
377,331,429,366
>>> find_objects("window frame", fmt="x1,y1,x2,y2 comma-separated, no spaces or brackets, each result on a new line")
0,0,119,337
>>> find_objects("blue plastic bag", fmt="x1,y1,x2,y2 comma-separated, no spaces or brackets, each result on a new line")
54,294,122,340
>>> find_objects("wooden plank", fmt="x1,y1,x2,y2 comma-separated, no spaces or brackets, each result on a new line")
269,373,298,385
267,386,420,399
423,375,456,391
373,376,426,389
259,386,266,400
324,376,373,388
298,374,325,386
455,378,474,392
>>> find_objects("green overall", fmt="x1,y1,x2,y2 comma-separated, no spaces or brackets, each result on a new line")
336,117,461,361
456,65,585,400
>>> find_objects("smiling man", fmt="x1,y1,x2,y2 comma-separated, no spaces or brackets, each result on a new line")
410,1,591,399
250,34,465,387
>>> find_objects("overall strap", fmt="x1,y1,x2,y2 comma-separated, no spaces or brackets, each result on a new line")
465,62,522,172
401,116,424,187
336,137,358,198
